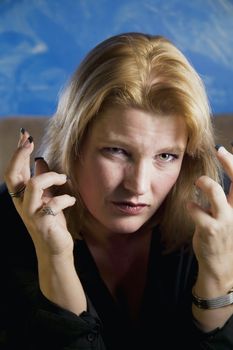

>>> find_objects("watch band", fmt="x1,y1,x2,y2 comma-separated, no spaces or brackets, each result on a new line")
192,288,233,309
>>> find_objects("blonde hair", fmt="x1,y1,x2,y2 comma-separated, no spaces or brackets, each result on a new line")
40,32,221,251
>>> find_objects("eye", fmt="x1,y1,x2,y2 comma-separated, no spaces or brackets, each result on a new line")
157,153,179,162
102,147,128,157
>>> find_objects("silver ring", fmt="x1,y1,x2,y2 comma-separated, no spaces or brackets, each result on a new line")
8,185,26,198
41,206,56,216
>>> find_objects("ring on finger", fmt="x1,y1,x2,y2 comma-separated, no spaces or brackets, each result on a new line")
41,206,56,216
8,185,26,198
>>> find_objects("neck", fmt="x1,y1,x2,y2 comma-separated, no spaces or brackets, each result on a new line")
83,221,152,252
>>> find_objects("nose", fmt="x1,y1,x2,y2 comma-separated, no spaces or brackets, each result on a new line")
123,160,150,195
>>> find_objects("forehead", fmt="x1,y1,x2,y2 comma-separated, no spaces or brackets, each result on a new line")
90,107,188,144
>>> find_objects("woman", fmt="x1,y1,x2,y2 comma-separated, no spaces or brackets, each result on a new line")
1,32,233,349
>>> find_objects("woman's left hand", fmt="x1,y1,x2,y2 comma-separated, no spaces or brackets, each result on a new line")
188,145,233,296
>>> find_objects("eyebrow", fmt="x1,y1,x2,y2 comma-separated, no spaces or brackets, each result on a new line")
97,135,186,154
155,146,186,154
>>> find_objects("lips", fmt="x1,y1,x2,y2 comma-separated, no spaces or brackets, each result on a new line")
111,201,148,215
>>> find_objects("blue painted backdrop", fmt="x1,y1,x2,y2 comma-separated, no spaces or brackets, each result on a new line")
0,0,232,117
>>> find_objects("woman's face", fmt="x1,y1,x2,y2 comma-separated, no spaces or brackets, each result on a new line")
76,107,188,236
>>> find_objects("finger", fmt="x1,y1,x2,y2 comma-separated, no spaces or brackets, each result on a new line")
11,135,34,175
17,128,29,148
24,172,68,213
195,175,227,218
215,145,233,206
34,157,51,198
228,144,233,206
215,145,233,181
40,194,76,217
4,129,34,192
187,201,214,229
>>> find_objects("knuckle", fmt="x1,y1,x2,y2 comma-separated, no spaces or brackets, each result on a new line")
3,171,10,183
47,171,56,176
3,165,14,181
3,172,18,188
64,194,73,201
27,177,40,189
52,196,60,206
50,171,62,178
207,223,220,236
206,181,222,197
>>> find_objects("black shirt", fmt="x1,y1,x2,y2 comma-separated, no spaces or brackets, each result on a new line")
1,183,233,350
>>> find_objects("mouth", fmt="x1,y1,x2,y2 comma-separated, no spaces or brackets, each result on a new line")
111,201,149,215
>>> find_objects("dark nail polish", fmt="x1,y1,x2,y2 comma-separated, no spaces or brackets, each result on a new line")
34,157,44,162
20,127,25,134
28,135,33,143
215,144,222,151
231,141,233,147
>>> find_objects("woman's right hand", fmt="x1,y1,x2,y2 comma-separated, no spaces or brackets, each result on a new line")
4,128,76,259
4,129,87,314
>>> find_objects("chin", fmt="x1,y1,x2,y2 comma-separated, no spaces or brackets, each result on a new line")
103,217,148,235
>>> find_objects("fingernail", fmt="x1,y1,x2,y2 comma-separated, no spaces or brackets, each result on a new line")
34,157,44,162
231,141,233,147
215,145,228,155
23,135,33,148
215,144,223,151
20,127,25,134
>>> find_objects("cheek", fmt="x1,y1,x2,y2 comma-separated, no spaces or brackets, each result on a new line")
154,166,182,197
77,157,123,194
95,158,122,186
163,173,179,190
157,176,177,196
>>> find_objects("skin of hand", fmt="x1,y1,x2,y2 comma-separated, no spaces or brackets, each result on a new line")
4,129,76,257
187,145,233,331
4,129,87,315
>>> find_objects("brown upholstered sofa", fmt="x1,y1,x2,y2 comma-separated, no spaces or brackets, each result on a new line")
0,115,233,184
